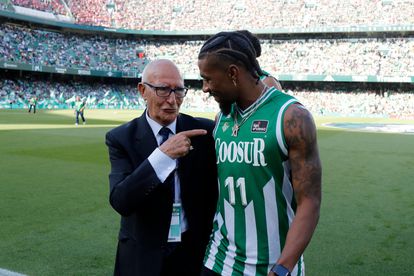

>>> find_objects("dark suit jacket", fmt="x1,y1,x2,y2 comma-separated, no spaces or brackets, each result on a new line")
105,112,218,276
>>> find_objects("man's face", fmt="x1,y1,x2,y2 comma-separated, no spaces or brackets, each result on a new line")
198,56,238,115
139,63,184,126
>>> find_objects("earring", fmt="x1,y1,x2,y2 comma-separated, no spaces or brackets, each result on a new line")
232,79,237,87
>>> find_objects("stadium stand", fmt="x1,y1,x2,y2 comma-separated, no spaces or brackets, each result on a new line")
99,0,413,30
0,24,147,72
1,74,413,119
140,38,414,77
1,23,413,77
0,1,413,119
66,0,111,26
0,0,12,11
0,76,145,109
10,0,67,15
3,0,414,30
288,89,414,119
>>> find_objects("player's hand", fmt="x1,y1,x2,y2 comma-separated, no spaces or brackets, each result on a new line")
159,129,206,159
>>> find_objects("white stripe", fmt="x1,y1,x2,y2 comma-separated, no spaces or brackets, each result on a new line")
301,255,305,276
282,161,295,226
0,268,27,276
276,98,297,156
243,201,257,276
281,161,304,276
291,255,305,276
221,200,236,276
213,112,223,137
204,212,225,270
238,88,275,117
263,177,280,271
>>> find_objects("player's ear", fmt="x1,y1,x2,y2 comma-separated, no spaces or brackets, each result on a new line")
227,64,239,80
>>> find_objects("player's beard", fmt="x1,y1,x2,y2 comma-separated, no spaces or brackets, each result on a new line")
219,100,233,116
210,91,235,116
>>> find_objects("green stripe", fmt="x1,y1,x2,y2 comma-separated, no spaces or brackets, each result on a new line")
296,256,302,276
255,192,269,273
203,218,218,264
255,264,268,275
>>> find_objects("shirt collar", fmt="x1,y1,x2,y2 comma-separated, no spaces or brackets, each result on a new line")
145,110,177,137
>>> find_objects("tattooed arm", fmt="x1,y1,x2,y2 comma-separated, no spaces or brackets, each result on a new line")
270,103,322,274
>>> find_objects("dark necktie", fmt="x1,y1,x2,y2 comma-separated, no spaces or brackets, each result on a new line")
158,127,175,198
159,127,171,145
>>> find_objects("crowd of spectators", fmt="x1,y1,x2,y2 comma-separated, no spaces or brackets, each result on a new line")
287,89,414,119
260,38,414,77
141,38,414,77
2,0,413,31
0,77,144,110
0,24,147,72
0,6,414,119
0,0,12,11
1,24,413,77
1,76,413,119
10,0,67,15
66,0,112,27
73,0,414,31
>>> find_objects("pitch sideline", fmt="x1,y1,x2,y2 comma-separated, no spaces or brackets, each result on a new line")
0,268,27,276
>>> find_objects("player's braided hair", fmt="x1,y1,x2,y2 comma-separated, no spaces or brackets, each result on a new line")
236,30,270,78
198,31,263,81
236,30,261,58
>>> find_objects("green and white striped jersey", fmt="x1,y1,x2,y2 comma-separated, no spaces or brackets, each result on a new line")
75,100,85,112
204,87,304,276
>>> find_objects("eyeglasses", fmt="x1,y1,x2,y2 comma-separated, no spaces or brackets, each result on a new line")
143,82,188,98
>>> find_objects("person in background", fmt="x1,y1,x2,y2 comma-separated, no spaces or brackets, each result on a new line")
74,96,86,125
28,95,37,113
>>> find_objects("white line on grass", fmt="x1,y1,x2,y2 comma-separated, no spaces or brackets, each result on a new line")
0,268,27,276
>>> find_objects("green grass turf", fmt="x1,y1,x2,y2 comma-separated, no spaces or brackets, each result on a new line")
0,109,413,275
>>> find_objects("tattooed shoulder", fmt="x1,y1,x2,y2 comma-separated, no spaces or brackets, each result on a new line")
284,103,317,148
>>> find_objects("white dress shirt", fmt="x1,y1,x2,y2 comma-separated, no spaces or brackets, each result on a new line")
146,112,188,233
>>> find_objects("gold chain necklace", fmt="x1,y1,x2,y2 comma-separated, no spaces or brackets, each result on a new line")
231,86,268,137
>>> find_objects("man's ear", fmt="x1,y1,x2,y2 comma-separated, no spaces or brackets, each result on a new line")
227,64,239,80
138,83,146,99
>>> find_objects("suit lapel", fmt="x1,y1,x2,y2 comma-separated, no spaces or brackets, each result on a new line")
176,114,190,200
134,113,158,160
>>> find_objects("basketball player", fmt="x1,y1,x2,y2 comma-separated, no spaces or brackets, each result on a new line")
198,31,322,276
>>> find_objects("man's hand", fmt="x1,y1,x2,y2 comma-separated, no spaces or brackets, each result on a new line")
159,129,207,159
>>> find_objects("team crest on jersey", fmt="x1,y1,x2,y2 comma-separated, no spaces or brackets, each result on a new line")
222,122,230,132
251,120,268,133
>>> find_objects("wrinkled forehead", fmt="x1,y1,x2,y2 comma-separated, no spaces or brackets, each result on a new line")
144,60,184,86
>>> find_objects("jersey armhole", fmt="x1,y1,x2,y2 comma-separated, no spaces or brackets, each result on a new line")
275,99,298,158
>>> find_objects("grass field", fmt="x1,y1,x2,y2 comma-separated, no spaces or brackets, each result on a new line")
0,109,413,275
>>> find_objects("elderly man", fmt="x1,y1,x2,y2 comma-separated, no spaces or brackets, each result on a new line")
105,59,218,276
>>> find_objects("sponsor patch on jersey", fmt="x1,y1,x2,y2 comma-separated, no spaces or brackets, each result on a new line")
251,120,268,133
222,122,230,132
